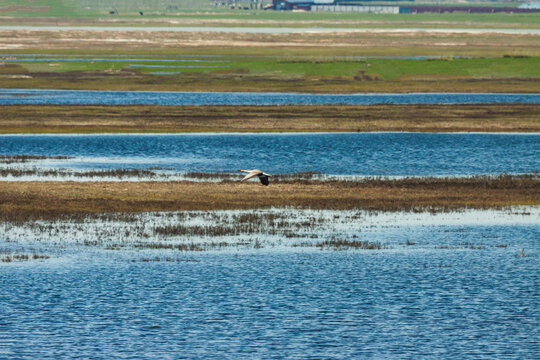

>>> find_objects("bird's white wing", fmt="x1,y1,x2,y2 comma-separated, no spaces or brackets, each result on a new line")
241,172,260,181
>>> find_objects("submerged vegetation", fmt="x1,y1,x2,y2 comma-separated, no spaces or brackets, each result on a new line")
314,239,382,250
1,207,534,254
0,252,50,262
0,154,72,163
0,167,159,179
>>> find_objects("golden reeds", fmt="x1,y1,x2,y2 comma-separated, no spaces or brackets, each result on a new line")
1,104,540,133
0,175,538,221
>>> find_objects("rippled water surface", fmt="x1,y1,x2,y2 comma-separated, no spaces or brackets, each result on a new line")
1,126,539,358
1,133,538,176
2,89,540,105
1,209,538,359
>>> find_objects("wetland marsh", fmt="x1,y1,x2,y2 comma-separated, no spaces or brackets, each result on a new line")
1,207,538,359
1,8,539,359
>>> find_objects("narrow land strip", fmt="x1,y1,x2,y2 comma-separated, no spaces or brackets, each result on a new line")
1,176,538,221
2,104,540,133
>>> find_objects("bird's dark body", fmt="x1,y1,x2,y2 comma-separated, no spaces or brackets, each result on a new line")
258,174,270,186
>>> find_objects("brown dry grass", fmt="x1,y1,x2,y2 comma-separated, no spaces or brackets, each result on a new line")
4,71,540,94
1,176,538,221
2,104,540,133
1,30,540,56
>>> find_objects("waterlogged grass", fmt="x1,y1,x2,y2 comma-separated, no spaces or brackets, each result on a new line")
0,168,324,181
1,208,534,254
0,168,161,179
314,239,382,251
0,155,72,164
0,253,50,262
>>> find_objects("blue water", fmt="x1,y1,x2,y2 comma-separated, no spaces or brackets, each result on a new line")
1,222,538,359
1,133,538,176
2,89,540,105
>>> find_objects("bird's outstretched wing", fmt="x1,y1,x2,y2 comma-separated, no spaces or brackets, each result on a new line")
241,170,262,181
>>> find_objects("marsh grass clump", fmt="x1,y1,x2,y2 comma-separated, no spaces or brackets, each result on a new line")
0,155,71,164
134,242,204,251
0,168,159,179
0,253,50,262
75,169,157,178
315,239,382,250
0,168,67,177
460,242,484,250
154,223,275,237
183,172,241,180
139,257,193,262
273,172,323,182
153,210,315,238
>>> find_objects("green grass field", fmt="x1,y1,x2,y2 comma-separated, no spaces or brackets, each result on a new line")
1,0,539,29
2,1,540,92
0,0,78,17
5,54,540,81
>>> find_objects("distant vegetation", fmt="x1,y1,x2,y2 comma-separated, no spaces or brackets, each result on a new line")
0,0,78,17
76,0,214,13
0,0,534,18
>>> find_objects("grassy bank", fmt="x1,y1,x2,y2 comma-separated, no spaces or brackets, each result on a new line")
1,175,538,221
2,30,540,93
1,104,539,133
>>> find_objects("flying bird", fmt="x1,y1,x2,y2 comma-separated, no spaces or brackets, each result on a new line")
240,169,272,186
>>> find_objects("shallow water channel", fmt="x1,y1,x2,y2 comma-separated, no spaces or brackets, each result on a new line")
2,89,540,105
1,133,538,179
